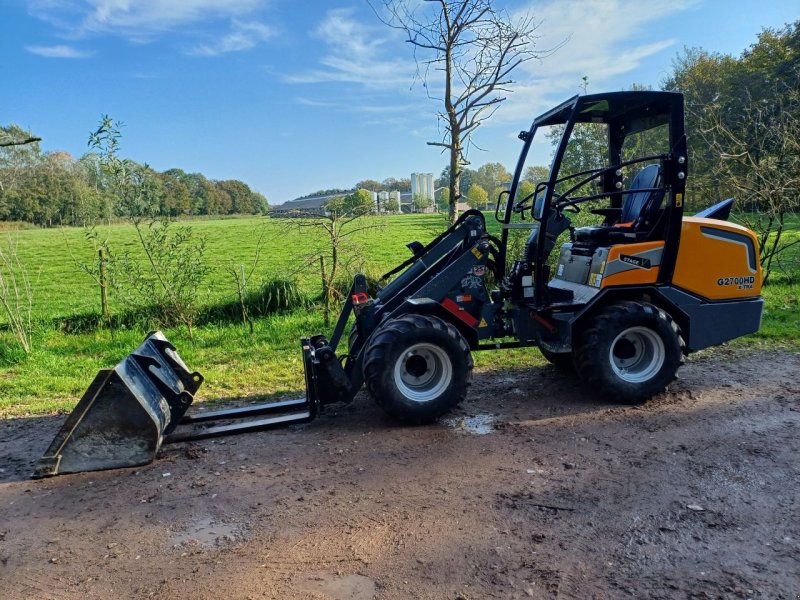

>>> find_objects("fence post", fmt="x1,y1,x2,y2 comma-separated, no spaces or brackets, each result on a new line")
320,255,329,327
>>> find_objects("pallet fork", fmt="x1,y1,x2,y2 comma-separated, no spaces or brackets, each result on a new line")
33,332,321,477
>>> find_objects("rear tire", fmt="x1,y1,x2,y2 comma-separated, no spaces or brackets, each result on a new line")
574,301,683,404
363,314,473,424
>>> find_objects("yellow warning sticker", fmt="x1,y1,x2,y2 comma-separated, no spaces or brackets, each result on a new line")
478,318,488,328
676,193,683,207
471,247,483,260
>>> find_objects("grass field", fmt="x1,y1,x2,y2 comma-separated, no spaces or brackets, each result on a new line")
0,213,797,417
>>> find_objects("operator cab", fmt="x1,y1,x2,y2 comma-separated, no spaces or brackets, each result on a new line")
498,91,686,309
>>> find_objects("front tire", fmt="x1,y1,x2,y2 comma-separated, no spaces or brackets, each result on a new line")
574,301,683,404
363,314,473,423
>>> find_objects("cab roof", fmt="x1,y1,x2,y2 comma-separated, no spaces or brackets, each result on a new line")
533,91,684,135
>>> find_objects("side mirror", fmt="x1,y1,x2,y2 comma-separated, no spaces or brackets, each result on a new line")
533,196,546,220
532,182,549,220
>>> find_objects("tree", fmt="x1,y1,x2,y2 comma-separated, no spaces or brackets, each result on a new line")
489,185,507,208
202,180,232,215
385,198,400,213
0,125,42,196
298,187,352,199
546,122,607,192
474,161,511,193
159,170,191,216
514,179,534,202
466,183,488,209
665,21,800,282
412,194,433,212
523,165,549,184
217,179,251,214
437,187,450,211
250,191,269,214
88,116,210,335
372,0,541,224
381,177,411,192
343,188,375,214
355,179,384,192
696,79,800,284
88,117,165,220
438,164,475,198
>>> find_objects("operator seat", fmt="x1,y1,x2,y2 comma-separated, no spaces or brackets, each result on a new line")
573,163,664,247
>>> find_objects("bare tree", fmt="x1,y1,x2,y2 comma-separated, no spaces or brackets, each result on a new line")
288,191,382,326
371,0,543,223
225,222,270,333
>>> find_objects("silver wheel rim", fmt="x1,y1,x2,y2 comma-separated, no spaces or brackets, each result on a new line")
393,342,453,403
609,326,665,383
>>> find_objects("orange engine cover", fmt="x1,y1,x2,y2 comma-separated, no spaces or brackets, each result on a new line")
672,217,762,300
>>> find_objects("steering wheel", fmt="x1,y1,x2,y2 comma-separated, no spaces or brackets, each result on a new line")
555,195,582,214
512,192,535,214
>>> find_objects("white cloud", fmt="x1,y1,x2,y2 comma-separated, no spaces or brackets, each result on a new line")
94,0,259,34
288,0,694,136
25,44,93,58
26,0,273,50
187,20,274,56
285,8,416,89
294,97,338,108
494,0,698,124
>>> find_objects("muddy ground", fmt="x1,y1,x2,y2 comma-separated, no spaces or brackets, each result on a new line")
1,349,798,599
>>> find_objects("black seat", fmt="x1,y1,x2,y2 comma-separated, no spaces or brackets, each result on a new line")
573,163,664,246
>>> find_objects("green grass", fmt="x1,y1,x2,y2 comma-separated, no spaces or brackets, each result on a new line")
6,214,445,320
0,213,797,417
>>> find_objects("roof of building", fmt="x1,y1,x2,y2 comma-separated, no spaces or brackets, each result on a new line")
271,191,355,211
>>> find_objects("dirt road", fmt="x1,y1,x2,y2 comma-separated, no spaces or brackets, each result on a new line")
1,350,798,599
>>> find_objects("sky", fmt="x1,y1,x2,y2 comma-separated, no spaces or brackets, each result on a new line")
1,0,797,204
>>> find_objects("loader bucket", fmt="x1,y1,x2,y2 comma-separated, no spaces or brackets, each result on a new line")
33,331,203,478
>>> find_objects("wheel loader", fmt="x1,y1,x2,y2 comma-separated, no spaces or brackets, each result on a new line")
35,91,764,477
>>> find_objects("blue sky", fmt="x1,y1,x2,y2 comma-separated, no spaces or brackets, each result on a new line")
1,1,797,204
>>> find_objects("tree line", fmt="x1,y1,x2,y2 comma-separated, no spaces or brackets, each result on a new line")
0,124,268,227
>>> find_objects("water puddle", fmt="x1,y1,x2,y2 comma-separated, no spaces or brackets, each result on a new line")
441,414,495,435
296,573,376,600
170,516,243,548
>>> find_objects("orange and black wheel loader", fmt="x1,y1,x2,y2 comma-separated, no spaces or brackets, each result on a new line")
35,91,763,477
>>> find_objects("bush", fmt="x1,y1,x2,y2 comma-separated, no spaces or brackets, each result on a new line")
247,279,306,316
201,278,305,325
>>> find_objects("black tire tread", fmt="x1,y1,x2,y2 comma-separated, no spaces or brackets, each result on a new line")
363,314,473,423
574,301,684,404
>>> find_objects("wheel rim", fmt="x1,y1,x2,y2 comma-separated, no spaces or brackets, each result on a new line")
393,342,453,403
609,326,665,383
